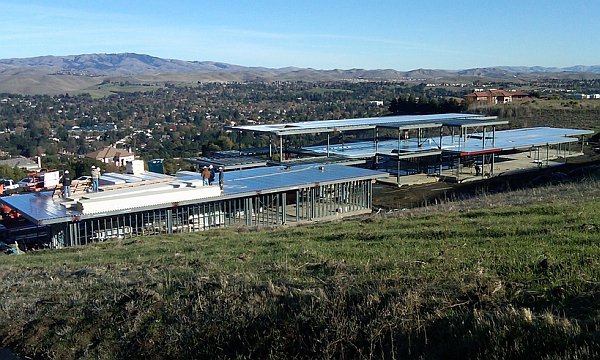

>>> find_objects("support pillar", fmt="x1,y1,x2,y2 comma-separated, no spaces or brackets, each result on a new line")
280,136,283,162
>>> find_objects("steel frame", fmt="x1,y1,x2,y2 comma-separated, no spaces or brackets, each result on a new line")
48,178,373,248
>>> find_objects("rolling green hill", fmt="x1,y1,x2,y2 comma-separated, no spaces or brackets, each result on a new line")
2,177,600,359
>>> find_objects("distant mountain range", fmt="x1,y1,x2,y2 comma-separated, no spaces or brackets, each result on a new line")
0,53,300,76
1,53,599,95
2,53,600,77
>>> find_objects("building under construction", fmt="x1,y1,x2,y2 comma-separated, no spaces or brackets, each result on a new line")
0,163,384,249
0,113,593,250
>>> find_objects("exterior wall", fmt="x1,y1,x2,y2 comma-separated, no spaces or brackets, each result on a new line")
49,179,374,248
474,95,511,104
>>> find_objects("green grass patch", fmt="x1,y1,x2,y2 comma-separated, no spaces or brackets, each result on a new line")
71,83,163,98
2,195,600,359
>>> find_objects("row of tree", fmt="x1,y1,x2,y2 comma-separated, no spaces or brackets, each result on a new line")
388,94,463,115
0,82,469,160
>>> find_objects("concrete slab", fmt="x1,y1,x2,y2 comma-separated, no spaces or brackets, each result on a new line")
377,150,584,186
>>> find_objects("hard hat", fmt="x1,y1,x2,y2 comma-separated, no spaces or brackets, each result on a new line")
209,165,213,169
65,170,69,174
91,165,96,169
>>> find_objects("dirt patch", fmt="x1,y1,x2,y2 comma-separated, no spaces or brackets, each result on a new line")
372,154,600,210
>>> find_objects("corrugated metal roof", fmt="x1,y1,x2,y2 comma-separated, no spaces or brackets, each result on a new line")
0,190,73,224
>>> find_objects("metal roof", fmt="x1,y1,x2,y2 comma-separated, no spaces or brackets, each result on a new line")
207,163,386,198
376,116,507,130
449,127,593,155
231,113,494,135
301,127,592,158
0,164,386,225
0,191,73,224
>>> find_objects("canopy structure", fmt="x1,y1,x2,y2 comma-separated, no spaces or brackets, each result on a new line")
300,127,590,158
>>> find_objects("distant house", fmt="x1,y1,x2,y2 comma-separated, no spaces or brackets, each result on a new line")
464,89,531,104
86,146,135,166
574,94,591,100
0,156,41,171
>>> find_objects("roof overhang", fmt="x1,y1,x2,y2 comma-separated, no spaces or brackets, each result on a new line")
458,148,502,156
229,113,492,136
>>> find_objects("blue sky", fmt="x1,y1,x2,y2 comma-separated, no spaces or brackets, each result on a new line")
1,0,598,70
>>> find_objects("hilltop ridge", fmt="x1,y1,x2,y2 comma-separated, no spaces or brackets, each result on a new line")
2,53,600,77
1,53,600,95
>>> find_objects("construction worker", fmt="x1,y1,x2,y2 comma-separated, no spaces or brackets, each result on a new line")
218,167,224,190
208,164,215,185
201,166,210,186
62,170,72,198
91,165,100,192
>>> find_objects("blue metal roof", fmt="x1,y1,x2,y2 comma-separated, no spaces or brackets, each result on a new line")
0,164,386,225
0,190,74,224
449,127,592,155
220,163,385,194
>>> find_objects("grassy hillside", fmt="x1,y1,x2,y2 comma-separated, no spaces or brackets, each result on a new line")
0,73,102,95
2,179,600,359
72,82,164,99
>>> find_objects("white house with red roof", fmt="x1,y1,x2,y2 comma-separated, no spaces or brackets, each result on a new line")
464,89,531,104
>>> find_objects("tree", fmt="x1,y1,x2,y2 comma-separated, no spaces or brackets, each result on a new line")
216,135,234,150
0,165,27,180
0,164,15,179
